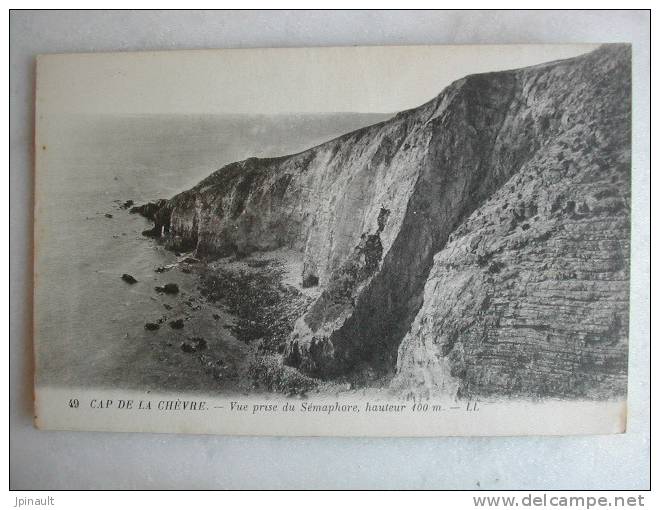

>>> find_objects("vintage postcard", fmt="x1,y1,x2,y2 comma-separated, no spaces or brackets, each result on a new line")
34,44,630,436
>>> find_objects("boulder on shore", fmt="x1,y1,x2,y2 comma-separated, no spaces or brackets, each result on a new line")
155,283,179,295
121,274,138,284
181,337,207,353
169,319,184,329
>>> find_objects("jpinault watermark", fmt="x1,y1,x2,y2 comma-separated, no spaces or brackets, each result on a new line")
12,496,55,508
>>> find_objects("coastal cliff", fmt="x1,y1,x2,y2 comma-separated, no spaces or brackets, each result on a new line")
141,44,631,398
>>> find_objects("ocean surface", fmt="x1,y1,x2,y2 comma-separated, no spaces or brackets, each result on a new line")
34,112,389,390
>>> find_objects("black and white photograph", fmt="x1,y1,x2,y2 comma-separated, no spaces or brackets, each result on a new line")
33,42,631,436
8,6,653,495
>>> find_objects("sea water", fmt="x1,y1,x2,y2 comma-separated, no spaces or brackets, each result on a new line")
35,113,388,390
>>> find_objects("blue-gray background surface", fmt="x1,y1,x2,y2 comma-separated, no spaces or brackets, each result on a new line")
10,9,650,489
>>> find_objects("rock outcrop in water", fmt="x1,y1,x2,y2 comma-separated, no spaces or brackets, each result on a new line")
140,45,631,399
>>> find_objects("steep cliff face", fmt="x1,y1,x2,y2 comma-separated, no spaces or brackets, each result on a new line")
145,45,630,397
393,45,631,399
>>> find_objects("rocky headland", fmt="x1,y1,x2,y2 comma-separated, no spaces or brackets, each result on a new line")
135,45,631,399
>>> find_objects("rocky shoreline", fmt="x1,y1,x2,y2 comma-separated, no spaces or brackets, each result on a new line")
117,205,329,394
120,199,401,395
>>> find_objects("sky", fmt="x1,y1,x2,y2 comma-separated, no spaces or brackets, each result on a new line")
36,44,599,116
